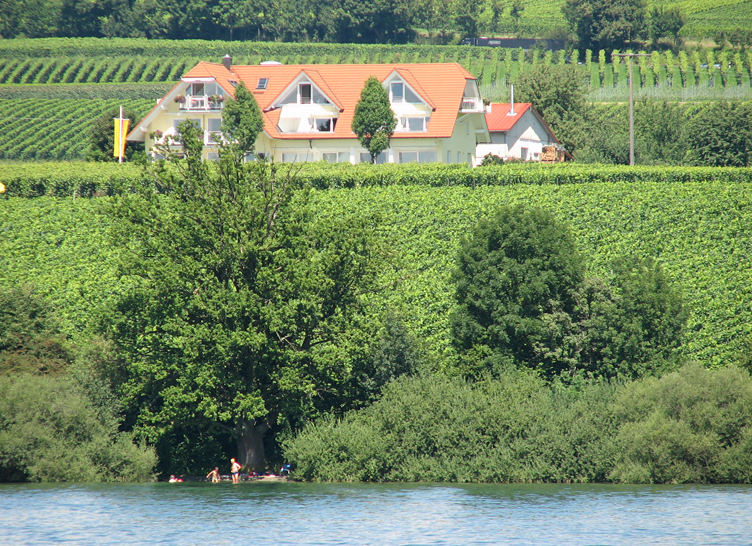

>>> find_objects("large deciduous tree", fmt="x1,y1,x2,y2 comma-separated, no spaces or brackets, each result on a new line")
563,0,646,51
450,205,584,376
514,64,586,154
352,76,397,163
105,104,383,472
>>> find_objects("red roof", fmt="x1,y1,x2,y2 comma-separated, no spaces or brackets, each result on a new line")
484,103,533,132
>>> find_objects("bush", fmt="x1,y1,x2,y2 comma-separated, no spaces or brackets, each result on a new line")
0,374,157,482
285,363,752,483
609,363,752,484
285,370,620,483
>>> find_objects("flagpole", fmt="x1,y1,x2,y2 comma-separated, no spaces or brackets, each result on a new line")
119,105,124,164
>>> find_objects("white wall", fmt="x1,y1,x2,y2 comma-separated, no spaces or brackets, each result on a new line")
475,109,555,164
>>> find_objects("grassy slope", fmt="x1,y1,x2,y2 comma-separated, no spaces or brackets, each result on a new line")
2,180,751,368
513,0,752,37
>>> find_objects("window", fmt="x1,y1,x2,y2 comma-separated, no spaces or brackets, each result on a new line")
244,152,266,162
189,83,204,95
399,116,430,132
399,152,417,163
419,151,437,163
391,81,423,104
398,151,437,164
257,78,268,90
207,152,219,161
446,150,451,163
316,118,336,132
322,152,349,163
282,152,312,163
300,83,312,104
457,151,461,163
405,87,422,103
391,82,404,103
173,118,201,131
359,152,387,164
520,147,528,160
207,118,221,143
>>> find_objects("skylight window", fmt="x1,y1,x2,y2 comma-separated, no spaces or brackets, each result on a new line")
257,78,269,90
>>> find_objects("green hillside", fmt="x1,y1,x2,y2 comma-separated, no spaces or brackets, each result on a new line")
2,178,750,368
492,0,752,38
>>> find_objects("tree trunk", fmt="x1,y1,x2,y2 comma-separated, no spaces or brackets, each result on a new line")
236,417,272,472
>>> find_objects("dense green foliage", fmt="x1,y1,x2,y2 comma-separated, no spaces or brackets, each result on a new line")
3,166,752,479
451,206,584,376
564,0,646,51
451,207,687,379
284,363,752,483
5,162,752,198
0,373,157,482
2,176,750,370
104,124,386,472
352,76,397,162
0,286,72,376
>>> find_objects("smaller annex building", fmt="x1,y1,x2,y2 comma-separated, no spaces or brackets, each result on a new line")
127,57,490,166
475,101,564,164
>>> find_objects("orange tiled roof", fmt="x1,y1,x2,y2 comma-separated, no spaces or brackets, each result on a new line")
484,102,533,132
182,61,476,140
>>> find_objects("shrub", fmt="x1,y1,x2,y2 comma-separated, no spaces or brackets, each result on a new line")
0,374,157,482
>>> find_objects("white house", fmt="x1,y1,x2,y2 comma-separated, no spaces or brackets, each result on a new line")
475,99,564,164
127,57,490,165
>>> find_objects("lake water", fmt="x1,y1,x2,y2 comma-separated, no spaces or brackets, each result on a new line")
1,482,751,545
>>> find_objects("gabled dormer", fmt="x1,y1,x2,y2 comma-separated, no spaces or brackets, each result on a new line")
268,71,340,133
460,79,484,113
383,71,434,133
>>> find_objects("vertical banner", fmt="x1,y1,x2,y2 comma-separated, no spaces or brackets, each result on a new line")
113,106,129,162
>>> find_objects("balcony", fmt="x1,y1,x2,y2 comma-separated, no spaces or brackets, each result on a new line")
460,97,483,112
178,95,225,112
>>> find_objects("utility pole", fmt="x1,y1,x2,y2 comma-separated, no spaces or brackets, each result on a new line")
614,53,651,166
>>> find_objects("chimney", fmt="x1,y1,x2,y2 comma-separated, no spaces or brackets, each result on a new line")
222,54,232,71
508,84,515,116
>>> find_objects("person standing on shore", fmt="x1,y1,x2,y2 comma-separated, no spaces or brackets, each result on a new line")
206,467,220,482
230,458,242,484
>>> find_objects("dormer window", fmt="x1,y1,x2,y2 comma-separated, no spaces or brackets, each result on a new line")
398,116,430,132
391,82,404,103
277,78,332,106
300,83,312,104
257,78,268,90
390,80,423,104
307,118,337,132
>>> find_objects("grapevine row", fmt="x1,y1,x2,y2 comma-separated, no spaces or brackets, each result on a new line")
1,50,751,94
0,98,153,161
